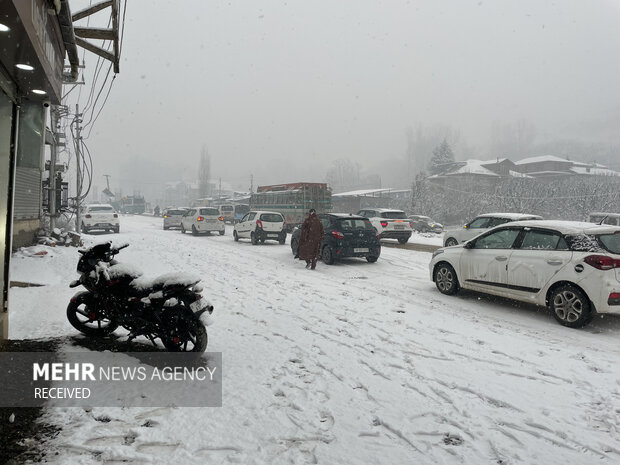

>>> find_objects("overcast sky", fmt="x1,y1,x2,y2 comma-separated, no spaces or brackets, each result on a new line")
68,0,620,194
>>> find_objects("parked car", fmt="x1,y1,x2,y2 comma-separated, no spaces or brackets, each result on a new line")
357,208,413,244
81,204,119,234
443,213,542,247
162,208,188,230
290,213,381,264
409,215,443,234
233,211,287,244
180,207,225,236
588,212,620,226
430,220,620,328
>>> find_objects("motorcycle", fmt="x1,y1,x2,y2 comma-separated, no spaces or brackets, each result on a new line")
66,241,213,352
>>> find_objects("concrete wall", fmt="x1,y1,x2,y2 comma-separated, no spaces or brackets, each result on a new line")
12,218,40,250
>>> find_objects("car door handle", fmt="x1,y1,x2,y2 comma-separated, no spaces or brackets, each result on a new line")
547,260,563,266
495,256,508,262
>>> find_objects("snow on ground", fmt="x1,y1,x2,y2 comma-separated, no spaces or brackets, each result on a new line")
406,231,443,246
8,214,620,464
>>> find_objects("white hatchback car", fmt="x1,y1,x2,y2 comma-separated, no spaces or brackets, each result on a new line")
443,212,542,247
430,220,620,328
180,207,225,236
357,208,413,244
163,207,188,230
82,204,120,234
233,211,287,245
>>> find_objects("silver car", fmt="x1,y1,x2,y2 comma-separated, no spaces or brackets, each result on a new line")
163,208,188,230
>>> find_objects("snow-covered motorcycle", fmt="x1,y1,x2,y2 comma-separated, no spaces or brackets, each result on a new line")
67,242,213,352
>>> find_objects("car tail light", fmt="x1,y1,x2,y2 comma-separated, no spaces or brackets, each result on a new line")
332,231,344,239
584,255,620,270
197,216,204,222
282,221,286,229
609,292,620,299
376,235,380,240
380,221,388,228
85,214,92,219
164,215,168,218
256,219,263,229
218,216,223,221
113,214,118,218
409,221,414,228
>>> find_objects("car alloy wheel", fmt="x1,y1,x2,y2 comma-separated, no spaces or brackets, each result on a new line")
435,264,458,295
550,285,592,328
444,238,458,247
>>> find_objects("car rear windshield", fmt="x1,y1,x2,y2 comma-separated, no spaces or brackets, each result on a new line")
598,233,620,254
200,208,220,216
166,209,185,215
220,205,234,212
380,211,407,219
260,213,283,222
337,219,374,230
88,206,114,212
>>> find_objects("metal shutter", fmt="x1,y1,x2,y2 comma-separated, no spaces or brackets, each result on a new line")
13,167,41,220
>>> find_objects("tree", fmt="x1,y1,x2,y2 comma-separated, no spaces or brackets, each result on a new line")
198,146,211,198
428,139,455,174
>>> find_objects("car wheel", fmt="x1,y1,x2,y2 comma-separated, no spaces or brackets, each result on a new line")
114,227,120,234
549,284,593,328
233,230,239,242
278,234,286,245
444,237,458,247
219,230,225,236
366,255,378,263
291,237,299,255
164,225,169,230
192,225,199,236
251,232,258,245
322,245,335,265
181,224,186,234
434,263,459,295
397,237,409,244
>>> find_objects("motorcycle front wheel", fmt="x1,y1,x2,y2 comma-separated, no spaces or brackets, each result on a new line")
160,306,208,352
67,292,119,337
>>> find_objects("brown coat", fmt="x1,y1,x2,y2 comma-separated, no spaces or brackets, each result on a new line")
298,214,324,260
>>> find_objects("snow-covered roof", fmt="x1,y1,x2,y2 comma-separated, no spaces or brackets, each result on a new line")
332,188,392,197
514,155,572,165
570,166,619,176
445,159,500,177
508,220,620,235
478,213,543,220
508,170,534,178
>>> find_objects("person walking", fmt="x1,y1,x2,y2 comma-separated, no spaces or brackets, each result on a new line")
298,209,324,269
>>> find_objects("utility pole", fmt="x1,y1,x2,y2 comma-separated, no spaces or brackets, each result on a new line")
75,104,83,233
219,177,221,199
250,174,253,193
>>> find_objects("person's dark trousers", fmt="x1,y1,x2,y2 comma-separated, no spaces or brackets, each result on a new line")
310,258,318,270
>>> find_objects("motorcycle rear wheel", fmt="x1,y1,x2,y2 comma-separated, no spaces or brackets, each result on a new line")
161,306,208,352
67,294,118,337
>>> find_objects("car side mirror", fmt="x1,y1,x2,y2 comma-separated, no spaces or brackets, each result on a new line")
464,241,474,249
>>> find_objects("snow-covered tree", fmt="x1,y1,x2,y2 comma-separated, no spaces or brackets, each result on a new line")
427,139,455,174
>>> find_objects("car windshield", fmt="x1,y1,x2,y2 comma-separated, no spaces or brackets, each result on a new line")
337,218,374,230
380,211,407,219
200,208,220,216
88,206,114,212
598,233,620,254
166,209,185,216
220,206,234,212
260,213,283,222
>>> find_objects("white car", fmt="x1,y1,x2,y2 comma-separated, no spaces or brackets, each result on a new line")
430,220,620,328
443,212,542,247
163,208,188,230
180,207,225,236
82,204,120,234
357,208,413,244
233,211,287,245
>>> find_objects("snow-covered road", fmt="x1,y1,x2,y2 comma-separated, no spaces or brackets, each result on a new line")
9,215,620,464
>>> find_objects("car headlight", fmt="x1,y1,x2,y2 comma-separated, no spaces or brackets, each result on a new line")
432,249,444,259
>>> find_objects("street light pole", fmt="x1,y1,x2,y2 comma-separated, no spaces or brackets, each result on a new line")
75,104,82,233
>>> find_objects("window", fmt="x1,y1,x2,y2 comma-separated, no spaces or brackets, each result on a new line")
468,217,491,229
488,217,511,228
381,211,407,219
200,208,220,216
598,233,620,254
248,212,256,221
88,206,114,212
473,228,520,249
519,229,568,250
337,219,374,230
240,213,250,223
260,213,284,222
185,209,195,216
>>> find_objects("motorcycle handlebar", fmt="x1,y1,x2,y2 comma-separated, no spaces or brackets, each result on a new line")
111,243,130,254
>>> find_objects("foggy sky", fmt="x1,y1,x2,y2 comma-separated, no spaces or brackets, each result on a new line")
68,0,620,194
